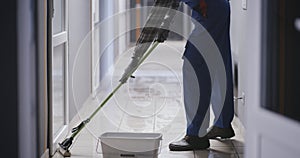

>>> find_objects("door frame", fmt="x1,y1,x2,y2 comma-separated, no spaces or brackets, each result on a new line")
91,0,100,98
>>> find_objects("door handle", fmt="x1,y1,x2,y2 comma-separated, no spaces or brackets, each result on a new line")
234,92,245,105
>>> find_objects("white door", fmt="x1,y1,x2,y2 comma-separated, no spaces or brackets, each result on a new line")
245,0,300,158
50,0,69,155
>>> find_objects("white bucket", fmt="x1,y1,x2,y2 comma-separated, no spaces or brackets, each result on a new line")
98,132,162,158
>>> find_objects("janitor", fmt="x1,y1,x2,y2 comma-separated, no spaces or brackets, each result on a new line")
169,0,235,151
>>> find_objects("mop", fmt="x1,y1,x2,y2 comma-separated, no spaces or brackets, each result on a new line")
58,0,180,156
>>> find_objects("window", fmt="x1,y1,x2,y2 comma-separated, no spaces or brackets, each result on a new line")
261,0,300,122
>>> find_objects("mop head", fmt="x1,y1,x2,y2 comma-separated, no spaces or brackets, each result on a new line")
58,148,71,157
58,137,73,157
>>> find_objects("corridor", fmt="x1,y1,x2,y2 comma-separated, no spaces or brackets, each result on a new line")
3,0,300,158
53,41,244,158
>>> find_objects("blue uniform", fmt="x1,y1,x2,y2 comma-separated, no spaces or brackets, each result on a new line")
180,0,234,136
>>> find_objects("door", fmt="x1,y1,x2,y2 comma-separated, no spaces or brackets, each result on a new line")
246,0,300,158
49,0,69,155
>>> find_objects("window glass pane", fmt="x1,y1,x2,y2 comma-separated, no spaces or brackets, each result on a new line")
262,0,300,122
52,44,65,136
53,0,65,34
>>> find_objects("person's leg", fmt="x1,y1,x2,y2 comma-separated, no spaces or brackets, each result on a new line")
213,53,234,129
208,45,235,139
206,0,235,138
183,42,212,137
211,3,234,129
169,42,211,151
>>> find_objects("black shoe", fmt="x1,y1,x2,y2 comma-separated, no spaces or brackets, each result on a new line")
169,136,210,151
206,125,235,139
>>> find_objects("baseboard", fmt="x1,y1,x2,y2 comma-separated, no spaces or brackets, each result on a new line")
233,114,246,138
40,149,49,158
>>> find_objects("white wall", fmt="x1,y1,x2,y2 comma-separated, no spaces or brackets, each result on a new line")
68,0,92,120
68,0,128,120
98,0,130,89
117,0,128,56
99,0,115,84
230,0,250,126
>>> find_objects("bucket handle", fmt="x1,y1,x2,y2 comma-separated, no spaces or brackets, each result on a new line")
96,138,102,154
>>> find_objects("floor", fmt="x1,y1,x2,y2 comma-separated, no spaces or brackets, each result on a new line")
53,41,244,158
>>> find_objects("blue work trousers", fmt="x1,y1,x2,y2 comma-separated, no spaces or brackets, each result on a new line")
181,0,234,137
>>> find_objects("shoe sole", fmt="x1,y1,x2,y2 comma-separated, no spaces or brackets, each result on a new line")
169,144,210,151
169,146,210,151
208,133,235,139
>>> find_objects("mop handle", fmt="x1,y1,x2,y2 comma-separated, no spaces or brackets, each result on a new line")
70,41,160,138
88,41,159,120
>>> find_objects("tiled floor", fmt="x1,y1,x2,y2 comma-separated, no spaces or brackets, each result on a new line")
53,41,244,158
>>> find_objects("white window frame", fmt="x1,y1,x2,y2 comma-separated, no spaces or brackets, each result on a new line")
49,0,69,155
